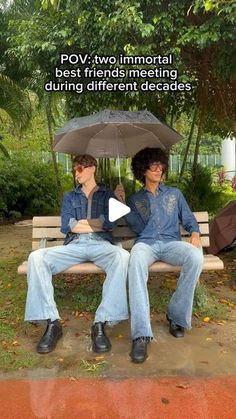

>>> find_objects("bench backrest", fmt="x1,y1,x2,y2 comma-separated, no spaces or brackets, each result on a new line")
32,212,210,250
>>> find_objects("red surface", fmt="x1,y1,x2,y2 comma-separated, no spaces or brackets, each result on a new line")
0,376,235,418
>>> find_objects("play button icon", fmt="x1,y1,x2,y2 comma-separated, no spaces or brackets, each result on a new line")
108,198,131,222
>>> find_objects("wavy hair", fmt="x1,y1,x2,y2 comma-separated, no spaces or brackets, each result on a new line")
131,147,168,184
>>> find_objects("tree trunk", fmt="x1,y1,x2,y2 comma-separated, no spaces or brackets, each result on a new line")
45,98,63,202
179,108,197,180
192,108,205,181
169,106,175,127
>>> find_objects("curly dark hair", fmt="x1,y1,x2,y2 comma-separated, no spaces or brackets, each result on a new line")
131,147,168,184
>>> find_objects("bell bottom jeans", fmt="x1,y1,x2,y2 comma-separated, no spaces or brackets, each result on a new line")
25,234,129,324
128,241,204,340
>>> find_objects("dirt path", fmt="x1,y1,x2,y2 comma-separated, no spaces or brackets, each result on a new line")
0,221,32,260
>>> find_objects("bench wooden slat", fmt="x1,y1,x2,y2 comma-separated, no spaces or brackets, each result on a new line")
31,236,210,251
33,228,65,239
32,212,209,227
118,236,210,248
32,224,209,240
32,240,65,250
112,223,209,237
33,216,61,227
17,254,224,275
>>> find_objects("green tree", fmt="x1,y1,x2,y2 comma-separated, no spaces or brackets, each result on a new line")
4,0,236,178
0,74,31,157
5,0,64,197
0,6,32,156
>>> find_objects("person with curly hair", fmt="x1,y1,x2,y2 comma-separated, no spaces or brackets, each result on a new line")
115,147,204,363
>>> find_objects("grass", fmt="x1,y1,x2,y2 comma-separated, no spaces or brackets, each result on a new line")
149,276,228,319
54,274,104,313
0,348,38,371
80,358,107,374
193,283,228,319
0,258,40,371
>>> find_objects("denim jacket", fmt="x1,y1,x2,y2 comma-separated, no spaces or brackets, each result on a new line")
125,185,200,244
61,184,117,244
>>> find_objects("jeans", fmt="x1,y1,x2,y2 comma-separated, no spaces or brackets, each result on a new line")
128,241,204,340
25,234,129,323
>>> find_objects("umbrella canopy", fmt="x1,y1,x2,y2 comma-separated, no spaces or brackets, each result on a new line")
53,109,182,157
207,200,236,254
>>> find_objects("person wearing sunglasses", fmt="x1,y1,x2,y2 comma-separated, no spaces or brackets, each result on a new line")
25,154,129,354
115,147,204,363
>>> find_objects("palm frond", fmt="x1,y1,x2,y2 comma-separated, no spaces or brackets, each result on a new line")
0,141,10,158
0,73,32,129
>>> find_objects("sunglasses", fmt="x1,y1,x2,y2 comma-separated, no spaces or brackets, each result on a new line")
74,164,94,173
148,162,166,172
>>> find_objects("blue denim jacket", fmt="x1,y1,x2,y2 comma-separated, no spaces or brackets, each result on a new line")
125,184,200,245
61,184,117,244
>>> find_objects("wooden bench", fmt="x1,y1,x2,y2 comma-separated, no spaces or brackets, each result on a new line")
17,212,224,275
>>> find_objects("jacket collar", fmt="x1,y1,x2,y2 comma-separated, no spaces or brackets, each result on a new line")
143,183,165,194
75,183,107,194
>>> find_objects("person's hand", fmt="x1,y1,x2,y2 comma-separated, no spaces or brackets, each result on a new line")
190,232,201,247
114,184,126,203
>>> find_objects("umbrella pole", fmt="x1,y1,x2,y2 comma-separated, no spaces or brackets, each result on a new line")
117,154,121,183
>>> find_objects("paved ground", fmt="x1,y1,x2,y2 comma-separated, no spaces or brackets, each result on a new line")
1,376,236,418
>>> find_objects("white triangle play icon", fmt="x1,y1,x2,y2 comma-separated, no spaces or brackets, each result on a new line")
108,198,131,222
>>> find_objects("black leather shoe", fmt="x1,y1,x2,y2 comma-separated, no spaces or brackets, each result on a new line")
130,338,148,363
36,320,63,354
166,314,184,338
91,322,111,353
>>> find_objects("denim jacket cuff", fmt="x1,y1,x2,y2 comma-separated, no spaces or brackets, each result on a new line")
99,214,116,230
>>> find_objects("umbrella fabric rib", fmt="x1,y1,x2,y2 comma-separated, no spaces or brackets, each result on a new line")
53,109,182,157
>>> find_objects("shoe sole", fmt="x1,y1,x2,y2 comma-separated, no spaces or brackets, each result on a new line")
129,354,148,363
92,345,112,353
37,332,63,354
169,331,184,338
166,314,184,338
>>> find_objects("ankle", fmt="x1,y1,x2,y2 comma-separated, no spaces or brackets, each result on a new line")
47,319,61,326
133,336,152,343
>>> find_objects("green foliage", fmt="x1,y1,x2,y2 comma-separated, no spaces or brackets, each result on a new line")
171,113,223,155
193,0,236,24
180,165,228,216
71,276,103,313
218,182,236,208
96,157,136,198
0,154,69,219
165,165,236,217
0,257,39,371
0,0,235,178
149,284,172,314
0,347,39,371
80,358,107,374
0,73,32,136
193,283,228,319
149,277,228,319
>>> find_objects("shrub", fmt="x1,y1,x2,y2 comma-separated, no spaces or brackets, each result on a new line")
0,154,69,219
172,165,236,217
180,165,223,216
